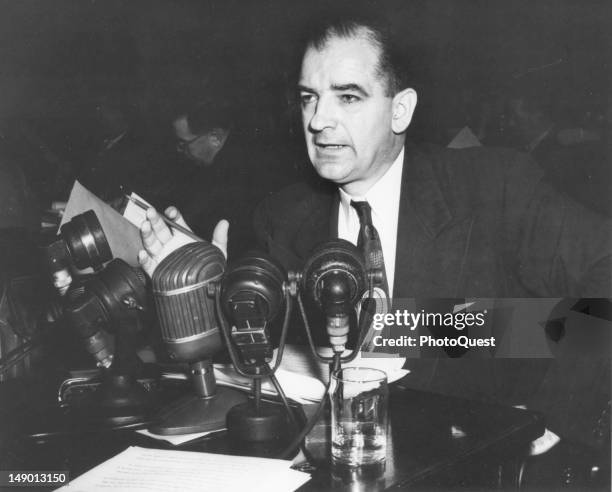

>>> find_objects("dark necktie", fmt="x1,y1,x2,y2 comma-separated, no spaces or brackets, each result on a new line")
350,200,390,350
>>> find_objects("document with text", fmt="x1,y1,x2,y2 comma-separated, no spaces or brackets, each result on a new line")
56,446,310,492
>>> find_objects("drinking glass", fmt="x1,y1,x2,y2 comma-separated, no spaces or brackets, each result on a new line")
330,367,388,469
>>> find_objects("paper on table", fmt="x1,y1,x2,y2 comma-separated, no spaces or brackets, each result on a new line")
213,364,326,404
209,344,409,403
55,446,310,492
278,344,409,386
60,181,141,268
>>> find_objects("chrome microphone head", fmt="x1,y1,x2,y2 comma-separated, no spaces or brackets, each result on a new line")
152,242,225,362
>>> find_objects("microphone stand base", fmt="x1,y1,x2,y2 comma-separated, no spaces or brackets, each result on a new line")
227,400,287,442
149,386,246,435
66,371,159,431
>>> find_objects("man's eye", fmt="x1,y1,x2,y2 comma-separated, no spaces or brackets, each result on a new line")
300,93,316,105
340,94,360,104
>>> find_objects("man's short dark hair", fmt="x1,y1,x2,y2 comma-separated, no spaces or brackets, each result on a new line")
300,12,410,96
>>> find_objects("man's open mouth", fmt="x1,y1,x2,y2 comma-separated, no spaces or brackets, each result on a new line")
316,143,346,149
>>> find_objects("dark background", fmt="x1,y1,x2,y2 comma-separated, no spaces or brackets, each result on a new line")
0,0,609,174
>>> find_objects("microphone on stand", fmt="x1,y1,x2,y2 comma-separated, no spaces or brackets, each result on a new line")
218,252,295,442
40,210,116,364
63,283,115,369
149,241,246,435
277,240,369,459
301,239,367,355
63,258,156,428
220,252,285,367
40,209,114,359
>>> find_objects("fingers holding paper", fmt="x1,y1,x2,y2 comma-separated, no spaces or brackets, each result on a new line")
138,207,195,276
138,206,229,277
164,206,190,230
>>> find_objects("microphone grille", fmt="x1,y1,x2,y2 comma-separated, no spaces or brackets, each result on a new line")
152,242,226,362
302,239,366,307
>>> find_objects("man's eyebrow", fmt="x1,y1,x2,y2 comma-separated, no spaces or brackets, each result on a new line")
331,83,369,97
297,84,316,94
296,83,370,97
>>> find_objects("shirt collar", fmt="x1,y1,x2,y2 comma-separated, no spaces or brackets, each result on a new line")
338,147,404,220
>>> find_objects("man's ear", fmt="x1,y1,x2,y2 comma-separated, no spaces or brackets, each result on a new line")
391,88,417,134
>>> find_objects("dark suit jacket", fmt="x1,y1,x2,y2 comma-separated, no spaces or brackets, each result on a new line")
253,143,612,447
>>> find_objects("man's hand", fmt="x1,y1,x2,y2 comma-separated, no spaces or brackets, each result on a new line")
138,206,229,277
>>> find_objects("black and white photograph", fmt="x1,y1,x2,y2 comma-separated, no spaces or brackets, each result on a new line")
0,1,610,490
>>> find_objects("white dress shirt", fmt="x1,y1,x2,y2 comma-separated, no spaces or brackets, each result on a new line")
337,148,404,296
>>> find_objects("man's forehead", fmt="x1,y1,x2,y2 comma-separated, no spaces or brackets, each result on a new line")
299,35,384,91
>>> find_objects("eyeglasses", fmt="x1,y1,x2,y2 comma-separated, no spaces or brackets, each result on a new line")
176,134,207,154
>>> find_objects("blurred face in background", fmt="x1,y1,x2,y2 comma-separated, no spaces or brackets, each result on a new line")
173,115,227,166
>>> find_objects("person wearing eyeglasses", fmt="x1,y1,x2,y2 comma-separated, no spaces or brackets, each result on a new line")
170,97,297,258
173,101,232,167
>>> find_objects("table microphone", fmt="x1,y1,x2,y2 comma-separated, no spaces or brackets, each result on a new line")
219,252,293,442
63,258,155,428
150,241,245,435
276,240,367,459
301,239,366,354
220,252,285,367
64,258,146,369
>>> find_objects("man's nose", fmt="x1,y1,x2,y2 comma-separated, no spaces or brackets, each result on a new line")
308,97,336,132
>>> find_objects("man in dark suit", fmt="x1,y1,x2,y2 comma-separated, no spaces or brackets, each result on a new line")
138,13,610,482
250,16,610,298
